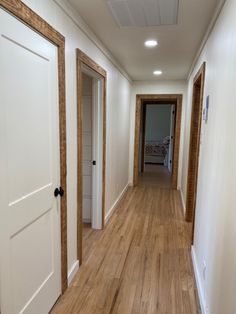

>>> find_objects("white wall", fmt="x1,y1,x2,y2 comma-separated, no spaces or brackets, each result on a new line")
21,0,131,279
145,105,172,141
181,0,236,312
129,81,187,188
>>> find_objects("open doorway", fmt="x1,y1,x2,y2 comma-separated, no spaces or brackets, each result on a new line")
139,103,176,187
133,94,182,189
185,63,206,242
77,49,107,264
81,68,103,258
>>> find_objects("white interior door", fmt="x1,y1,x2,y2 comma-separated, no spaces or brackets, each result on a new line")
0,9,61,314
168,105,176,172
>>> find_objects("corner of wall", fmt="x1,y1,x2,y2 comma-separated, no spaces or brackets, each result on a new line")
191,246,209,314
105,183,130,224
67,260,79,285
179,188,186,216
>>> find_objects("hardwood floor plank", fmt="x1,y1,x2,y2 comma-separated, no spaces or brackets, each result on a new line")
52,165,200,314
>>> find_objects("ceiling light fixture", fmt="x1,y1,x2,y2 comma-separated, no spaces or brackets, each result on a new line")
145,40,158,48
153,70,163,75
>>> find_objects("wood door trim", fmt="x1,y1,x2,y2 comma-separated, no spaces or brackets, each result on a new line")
0,0,68,292
141,104,147,173
133,94,183,188
186,63,206,229
76,48,107,265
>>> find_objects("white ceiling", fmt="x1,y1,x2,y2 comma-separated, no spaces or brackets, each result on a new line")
68,0,220,81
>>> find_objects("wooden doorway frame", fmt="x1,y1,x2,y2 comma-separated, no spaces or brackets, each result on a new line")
133,94,183,188
186,63,206,235
0,0,68,292
76,48,107,265
140,103,147,173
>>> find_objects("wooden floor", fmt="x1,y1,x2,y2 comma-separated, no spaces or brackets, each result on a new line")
52,165,200,314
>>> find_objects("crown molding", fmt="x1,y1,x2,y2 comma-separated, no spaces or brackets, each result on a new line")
187,0,227,80
53,0,132,83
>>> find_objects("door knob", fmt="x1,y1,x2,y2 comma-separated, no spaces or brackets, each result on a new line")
54,187,64,197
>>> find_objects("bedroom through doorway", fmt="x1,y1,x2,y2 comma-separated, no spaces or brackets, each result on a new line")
139,102,176,188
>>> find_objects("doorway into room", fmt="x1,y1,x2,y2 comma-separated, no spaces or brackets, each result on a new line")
133,94,182,189
139,103,176,187
185,63,206,242
77,49,107,265
81,68,103,260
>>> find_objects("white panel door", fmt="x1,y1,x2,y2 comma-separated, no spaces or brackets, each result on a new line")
0,9,61,314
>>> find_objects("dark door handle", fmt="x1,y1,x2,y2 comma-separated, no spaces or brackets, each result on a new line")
92,160,96,165
54,187,64,197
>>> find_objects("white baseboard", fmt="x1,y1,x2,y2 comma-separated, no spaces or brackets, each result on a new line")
105,183,130,224
191,246,209,314
67,260,79,285
179,188,186,216
83,218,91,224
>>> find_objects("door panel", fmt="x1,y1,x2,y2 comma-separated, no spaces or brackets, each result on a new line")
0,9,61,314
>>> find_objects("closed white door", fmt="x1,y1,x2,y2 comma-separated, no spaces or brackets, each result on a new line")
82,74,93,223
0,9,61,314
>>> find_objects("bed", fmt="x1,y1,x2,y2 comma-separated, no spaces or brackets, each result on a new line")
145,137,170,164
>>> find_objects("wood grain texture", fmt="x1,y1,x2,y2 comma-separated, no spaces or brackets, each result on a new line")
133,94,182,189
141,103,147,173
0,0,68,293
52,169,200,314
77,49,106,78
76,48,107,265
186,63,206,229
133,96,142,186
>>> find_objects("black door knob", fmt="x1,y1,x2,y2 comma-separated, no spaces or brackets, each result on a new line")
54,187,64,197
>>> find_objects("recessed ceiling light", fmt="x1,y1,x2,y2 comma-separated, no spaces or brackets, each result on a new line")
153,70,163,75
145,40,158,48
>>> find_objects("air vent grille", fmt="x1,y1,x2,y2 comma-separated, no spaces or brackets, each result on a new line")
106,0,179,27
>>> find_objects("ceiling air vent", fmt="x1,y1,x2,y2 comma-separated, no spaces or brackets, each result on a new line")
106,0,179,27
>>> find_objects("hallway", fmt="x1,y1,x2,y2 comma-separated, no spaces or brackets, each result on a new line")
139,164,172,188
52,172,200,314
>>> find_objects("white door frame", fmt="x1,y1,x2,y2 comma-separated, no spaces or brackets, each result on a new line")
92,77,103,230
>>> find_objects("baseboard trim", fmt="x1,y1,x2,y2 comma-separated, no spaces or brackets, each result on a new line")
83,218,91,224
105,183,130,224
145,162,164,165
67,260,79,285
191,246,209,314
179,188,186,217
